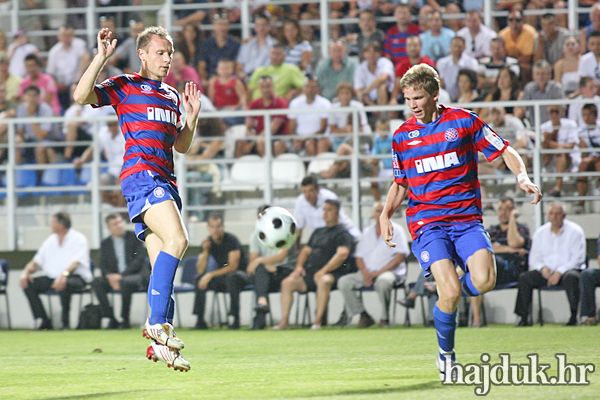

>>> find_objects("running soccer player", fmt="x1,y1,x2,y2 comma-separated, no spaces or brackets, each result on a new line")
73,27,201,371
379,64,542,382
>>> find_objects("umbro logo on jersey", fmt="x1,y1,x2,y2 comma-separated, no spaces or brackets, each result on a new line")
151,289,160,295
408,130,420,138
407,140,422,145
415,151,460,173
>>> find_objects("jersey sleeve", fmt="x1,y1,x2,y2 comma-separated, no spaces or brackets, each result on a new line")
472,113,509,161
92,75,130,108
392,137,407,184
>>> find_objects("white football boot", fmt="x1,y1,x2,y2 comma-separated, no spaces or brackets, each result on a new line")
142,319,184,350
146,342,190,372
436,349,462,383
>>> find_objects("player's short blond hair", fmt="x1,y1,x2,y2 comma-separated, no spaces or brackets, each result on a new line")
399,63,441,96
136,26,173,52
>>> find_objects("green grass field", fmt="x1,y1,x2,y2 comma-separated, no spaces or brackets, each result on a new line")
2,325,599,400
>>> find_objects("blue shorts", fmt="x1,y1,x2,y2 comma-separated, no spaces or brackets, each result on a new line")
121,171,182,241
411,223,493,276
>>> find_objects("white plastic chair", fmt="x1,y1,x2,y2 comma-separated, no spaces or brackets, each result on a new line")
306,152,336,176
227,155,265,191
271,153,306,188
224,124,247,160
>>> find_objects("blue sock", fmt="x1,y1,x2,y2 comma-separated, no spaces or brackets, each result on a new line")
433,303,457,354
149,252,180,325
459,273,481,297
147,274,154,308
166,291,175,325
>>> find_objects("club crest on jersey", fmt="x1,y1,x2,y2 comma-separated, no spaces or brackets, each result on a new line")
421,251,430,263
414,151,460,173
153,187,165,198
140,84,153,94
445,128,459,142
408,130,420,138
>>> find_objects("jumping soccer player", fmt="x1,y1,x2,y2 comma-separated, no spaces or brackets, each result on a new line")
379,64,542,382
73,27,201,371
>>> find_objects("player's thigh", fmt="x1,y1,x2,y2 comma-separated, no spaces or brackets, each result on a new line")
466,248,496,286
454,224,495,280
429,259,461,301
142,200,188,245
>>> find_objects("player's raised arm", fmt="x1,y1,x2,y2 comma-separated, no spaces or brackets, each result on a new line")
73,28,117,105
501,146,543,204
379,181,408,248
174,81,202,154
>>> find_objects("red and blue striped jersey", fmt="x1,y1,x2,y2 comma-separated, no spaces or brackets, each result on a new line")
92,73,182,185
392,105,509,240
383,24,422,66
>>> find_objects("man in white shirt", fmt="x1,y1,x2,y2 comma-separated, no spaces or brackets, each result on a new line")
436,36,479,101
567,77,600,128
20,212,92,330
514,203,585,326
578,30,600,86
288,75,332,156
457,11,497,60
541,105,580,197
294,175,360,243
574,104,600,213
45,26,87,110
6,30,38,78
236,15,276,82
337,202,410,328
354,41,395,106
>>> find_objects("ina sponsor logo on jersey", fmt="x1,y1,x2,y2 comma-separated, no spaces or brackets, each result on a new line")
140,84,153,94
421,251,430,263
408,130,420,138
445,128,459,142
153,187,165,198
414,151,460,173
147,107,177,125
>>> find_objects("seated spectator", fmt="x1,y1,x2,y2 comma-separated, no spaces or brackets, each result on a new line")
207,59,247,126
173,0,209,27
174,23,203,73
436,36,479,101
337,202,409,328
92,213,150,329
383,4,421,66
281,20,313,73
45,26,87,111
574,104,600,213
354,41,395,107
479,67,523,121
273,199,354,330
419,10,455,62
343,9,385,60
518,60,565,126
515,203,585,327
15,86,62,166
499,10,537,83
368,116,394,200
488,107,529,152
526,0,567,30
315,41,358,101
299,12,322,71
163,51,203,95
470,197,530,327
567,77,599,128
579,232,600,325
20,212,92,330
248,44,305,102
457,11,497,60
108,20,145,74
197,13,241,82
193,212,250,330
579,3,600,53
578,30,600,87
247,205,293,330
0,82,16,163
73,116,126,207
477,37,520,95
455,68,481,106
6,29,38,78
541,105,579,197
18,54,61,116
236,15,276,82
534,13,569,67
288,75,332,156
397,273,437,327
554,36,581,97
325,81,370,151
442,3,464,33
239,75,289,158
416,5,434,33
0,52,21,102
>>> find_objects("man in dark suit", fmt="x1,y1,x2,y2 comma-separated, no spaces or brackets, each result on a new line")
92,213,150,329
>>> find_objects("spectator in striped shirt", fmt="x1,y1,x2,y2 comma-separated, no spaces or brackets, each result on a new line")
383,4,422,66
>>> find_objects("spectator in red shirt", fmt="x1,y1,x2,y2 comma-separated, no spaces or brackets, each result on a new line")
383,4,421,66
237,76,288,158
207,59,247,126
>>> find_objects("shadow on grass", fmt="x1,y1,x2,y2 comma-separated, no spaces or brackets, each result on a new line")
43,391,150,400
298,381,442,398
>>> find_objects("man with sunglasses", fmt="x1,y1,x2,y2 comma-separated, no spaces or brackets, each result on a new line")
499,10,538,82
457,11,497,60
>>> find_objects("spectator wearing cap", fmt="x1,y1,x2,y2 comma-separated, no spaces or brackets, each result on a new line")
18,54,61,116
0,52,22,101
6,29,38,78
315,41,358,101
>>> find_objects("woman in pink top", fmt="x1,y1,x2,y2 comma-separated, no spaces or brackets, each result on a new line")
163,51,203,94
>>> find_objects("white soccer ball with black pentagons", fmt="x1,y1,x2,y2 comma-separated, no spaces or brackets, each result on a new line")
256,206,298,249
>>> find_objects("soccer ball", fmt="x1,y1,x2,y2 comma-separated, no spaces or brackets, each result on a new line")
256,206,298,249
